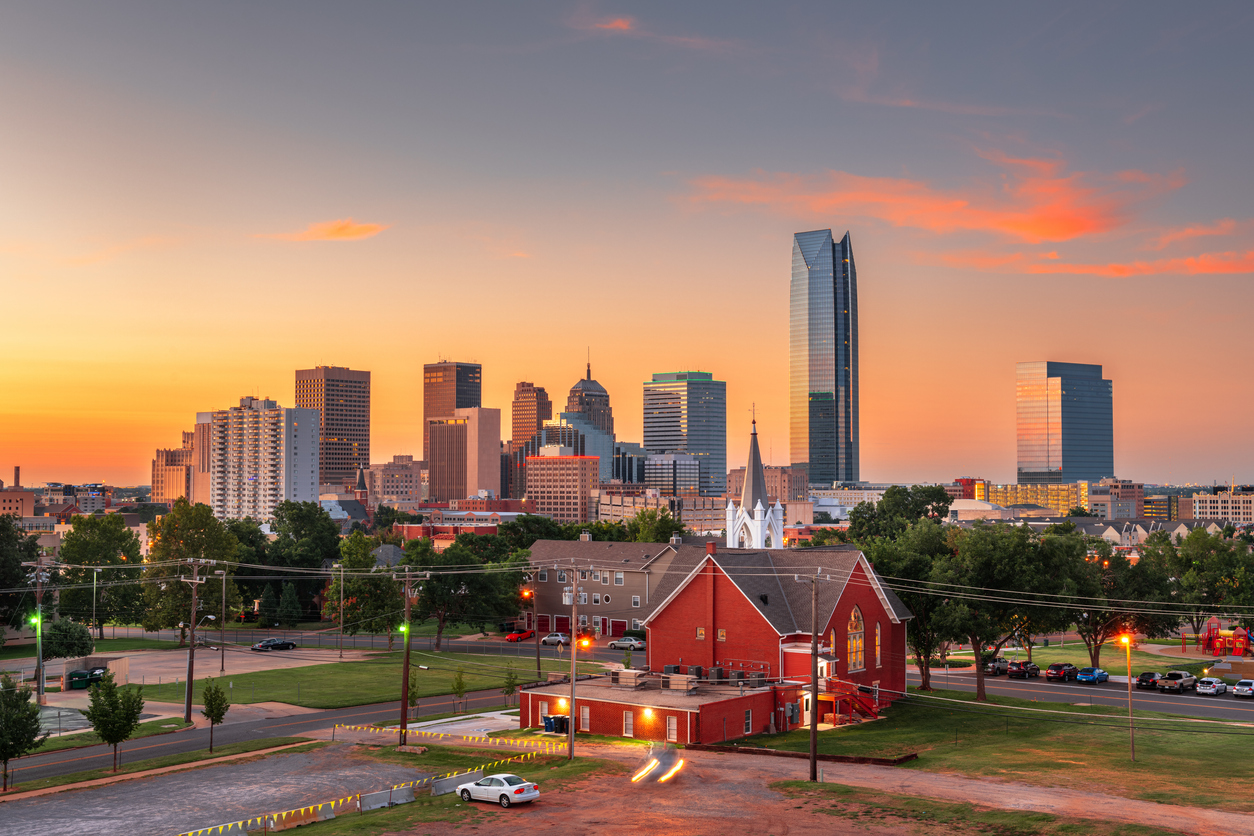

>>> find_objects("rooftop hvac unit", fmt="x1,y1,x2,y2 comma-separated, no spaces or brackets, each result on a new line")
710,667,726,683
688,665,704,681
748,672,766,688
663,664,680,675
729,670,746,683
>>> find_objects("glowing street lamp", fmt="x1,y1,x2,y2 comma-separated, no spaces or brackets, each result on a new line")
1120,634,1135,762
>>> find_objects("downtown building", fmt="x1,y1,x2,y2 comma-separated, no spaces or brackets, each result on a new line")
642,371,726,497
151,431,196,505
524,446,599,523
295,365,370,487
206,397,319,521
1016,361,1113,484
790,230,858,486
426,408,501,502
423,361,482,459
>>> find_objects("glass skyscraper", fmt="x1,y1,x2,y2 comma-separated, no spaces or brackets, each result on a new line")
642,371,726,496
790,229,858,485
1016,361,1113,484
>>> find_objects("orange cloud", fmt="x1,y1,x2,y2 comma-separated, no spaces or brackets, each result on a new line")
568,11,738,51
1028,250,1254,277
261,218,389,242
595,17,633,31
1152,218,1244,249
688,155,1183,244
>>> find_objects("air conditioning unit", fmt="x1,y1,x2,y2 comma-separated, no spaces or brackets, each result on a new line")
663,664,680,675
612,669,644,688
688,665,704,681
748,672,765,688
729,670,746,683
661,674,694,691
710,667,726,683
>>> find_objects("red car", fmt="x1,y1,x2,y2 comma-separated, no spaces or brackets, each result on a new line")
506,629,535,642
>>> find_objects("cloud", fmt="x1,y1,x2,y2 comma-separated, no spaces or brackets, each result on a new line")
567,10,739,51
1151,218,1246,249
1027,250,1254,277
261,218,389,242
686,153,1184,244
594,17,633,31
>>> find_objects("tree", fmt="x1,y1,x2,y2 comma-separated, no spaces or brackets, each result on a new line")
56,513,144,637
374,506,418,532
0,674,48,790
847,486,954,542
403,541,526,650
277,582,302,629
322,532,403,649
258,585,279,627
42,620,94,660
141,499,239,644
451,667,467,712
0,516,40,647
1067,506,1095,517
268,501,341,619
118,504,165,525
83,671,144,771
802,527,848,548
224,517,270,603
201,680,230,753
1155,529,1250,636
625,509,686,544
813,511,834,524
502,665,519,706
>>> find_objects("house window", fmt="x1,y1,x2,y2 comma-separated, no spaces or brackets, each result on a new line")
580,705,590,731
667,715,678,742
632,596,640,608
876,623,882,668
847,606,865,672
717,629,727,642
579,614,587,626
623,711,634,737
615,572,624,585
539,700,548,718
743,709,752,735
579,592,587,605
580,570,588,580
557,570,567,583
602,573,609,585
603,595,610,604
538,570,547,582
696,627,705,640
592,593,601,605
591,571,599,581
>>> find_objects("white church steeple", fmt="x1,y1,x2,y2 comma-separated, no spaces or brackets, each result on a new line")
727,419,784,549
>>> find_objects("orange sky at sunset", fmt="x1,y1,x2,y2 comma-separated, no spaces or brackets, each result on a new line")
2,5,1252,488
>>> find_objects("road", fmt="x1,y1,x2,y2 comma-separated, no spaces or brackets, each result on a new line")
910,668,1254,722
10,686,512,785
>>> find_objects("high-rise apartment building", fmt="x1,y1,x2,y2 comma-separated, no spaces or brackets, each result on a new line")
295,365,371,486
151,431,196,505
511,382,552,447
426,407,500,502
423,361,482,459
207,397,319,520
642,371,726,497
525,446,599,522
1016,362,1113,484
566,363,613,436
790,229,858,485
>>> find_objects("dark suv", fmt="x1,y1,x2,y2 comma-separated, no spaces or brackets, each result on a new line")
1136,672,1164,690
1008,661,1040,679
1045,663,1079,682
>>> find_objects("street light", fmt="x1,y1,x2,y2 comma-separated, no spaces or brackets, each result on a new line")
214,570,226,673
1120,634,1135,762
92,567,103,641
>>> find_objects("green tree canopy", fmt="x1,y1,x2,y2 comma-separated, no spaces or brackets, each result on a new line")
56,513,144,636
201,679,230,753
0,674,48,790
1152,528,1251,635
83,670,145,771
43,619,94,660
258,584,279,627
0,516,39,646
322,531,403,647
277,582,302,628
847,485,954,542
402,540,527,650
223,517,270,604
141,499,240,643
624,509,685,544
267,501,341,618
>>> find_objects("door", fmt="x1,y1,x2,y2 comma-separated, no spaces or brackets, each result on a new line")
610,619,627,637
803,695,811,725
537,614,550,632
667,715,678,743
555,615,571,633
580,704,590,732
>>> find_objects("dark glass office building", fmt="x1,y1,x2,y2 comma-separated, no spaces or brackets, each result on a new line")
1016,361,1113,484
422,361,481,460
790,229,858,485
643,371,727,496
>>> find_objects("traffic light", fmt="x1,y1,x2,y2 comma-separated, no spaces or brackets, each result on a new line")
399,623,408,633
522,589,532,599
29,614,39,626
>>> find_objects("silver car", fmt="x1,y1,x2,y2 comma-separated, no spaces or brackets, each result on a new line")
1197,677,1228,696
1233,679,1254,698
456,773,539,808
608,637,646,651
541,632,570,646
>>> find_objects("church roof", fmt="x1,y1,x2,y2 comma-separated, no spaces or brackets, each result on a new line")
740,421,769,512
355,468,367,492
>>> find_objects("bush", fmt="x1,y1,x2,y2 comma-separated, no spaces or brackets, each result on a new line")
621,629,646,640
927,658,973,668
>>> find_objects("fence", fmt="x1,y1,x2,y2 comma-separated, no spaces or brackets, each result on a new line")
333,724,562,755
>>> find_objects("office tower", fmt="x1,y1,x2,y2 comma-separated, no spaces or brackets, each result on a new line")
207,397,319,520
367,454,425,506
426,407,500,502
612,441,648,483
423,361,482,459
642,371,727,497
525,446,599,523
566,362,614,436
644,453,701,497
1016,362,1113,484
511,382,552,447
295,365,371,486
151,431,195,505
545,412,614,482
790,229,858,485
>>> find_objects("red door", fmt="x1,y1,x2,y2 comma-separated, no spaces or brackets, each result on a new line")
610,619,627,637
537,614,551,632
555,615,571,633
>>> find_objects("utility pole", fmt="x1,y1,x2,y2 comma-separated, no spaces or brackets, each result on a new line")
530,574,541,681
215,570,226,673
334,562,344,659
397,568,424,746
22,558,50,705
795,568,834,782
182,562,205,724
92,567,102,641
564,577,582,760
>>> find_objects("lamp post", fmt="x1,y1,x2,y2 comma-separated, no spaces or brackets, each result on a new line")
92,567,102,641
332,563,344,659
214,570,226,673
1120,634,1135,762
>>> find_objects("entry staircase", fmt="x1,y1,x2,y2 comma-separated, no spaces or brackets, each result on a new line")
824,678,879,719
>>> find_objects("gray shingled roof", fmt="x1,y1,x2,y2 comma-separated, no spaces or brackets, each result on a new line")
739,424,769,513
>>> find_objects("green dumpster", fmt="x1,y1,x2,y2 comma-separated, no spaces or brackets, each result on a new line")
68,669,91,690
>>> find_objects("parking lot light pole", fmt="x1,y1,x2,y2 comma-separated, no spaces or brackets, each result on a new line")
332,563,343,659
1121,634,1134,762
214,570,226,673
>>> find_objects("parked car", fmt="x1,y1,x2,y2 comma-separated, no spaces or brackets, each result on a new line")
1007,661,1040,679
1196,677,1228,696
983,657,1008,676
456,773,539,808
251,638,297,651
607,637,646,651
1157,670,1197,692
540,632,570,646
1233,679,1254,698
1045,663,1079,682
506,629,535,643
1076,667,1109,684
1135,672,1163,690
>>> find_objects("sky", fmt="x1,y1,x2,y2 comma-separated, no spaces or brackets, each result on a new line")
2,3,1253,488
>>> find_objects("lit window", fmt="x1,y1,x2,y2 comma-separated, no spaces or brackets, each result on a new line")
876,623,882,668
696,627,705,640
717,629,726,642
847,607,865,672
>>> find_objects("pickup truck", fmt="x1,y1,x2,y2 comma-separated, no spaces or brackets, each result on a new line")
1157,670,1197,693
983,657,1008,676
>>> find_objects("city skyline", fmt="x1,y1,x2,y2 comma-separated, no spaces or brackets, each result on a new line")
3,5,1254,486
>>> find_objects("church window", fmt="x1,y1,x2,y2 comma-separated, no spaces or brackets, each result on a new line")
847,607,865,672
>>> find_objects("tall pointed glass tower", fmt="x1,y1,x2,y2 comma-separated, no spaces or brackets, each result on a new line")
790,229,858,485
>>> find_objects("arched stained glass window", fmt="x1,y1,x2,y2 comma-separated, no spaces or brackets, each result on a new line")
847,606,865,671
875,623,882,667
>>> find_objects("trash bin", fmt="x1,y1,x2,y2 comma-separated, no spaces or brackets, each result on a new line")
553,715,568,734
543,715,554,733
68,670,91,690
1043,638,1050,647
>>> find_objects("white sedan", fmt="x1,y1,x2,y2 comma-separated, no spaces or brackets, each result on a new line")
1234,679,1254,698
1196,677,1228,696
456,773,539,808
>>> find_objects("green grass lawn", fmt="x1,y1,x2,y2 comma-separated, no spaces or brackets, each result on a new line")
123,651,602,709
774,781,1184,836
4,737,316,795
727,686,1254,813
33,718,192,755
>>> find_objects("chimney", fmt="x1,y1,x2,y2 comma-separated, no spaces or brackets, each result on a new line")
669,533,683,545
579,530,591,542
706,541,716,556
13,466,19,488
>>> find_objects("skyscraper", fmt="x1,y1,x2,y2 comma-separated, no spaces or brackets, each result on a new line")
566,362,614,436
151,432,195,505
790,229,858,486
207,397,319,520
295,365,371,486
642,371,727,496
426,407,500,502
511,381,552,447
1016,361,1113,484
423,361,482,459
